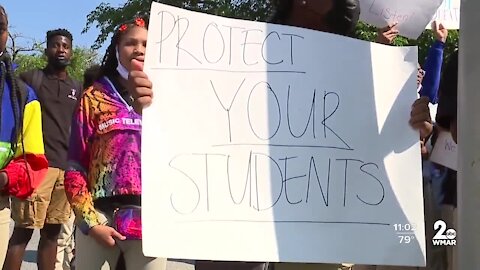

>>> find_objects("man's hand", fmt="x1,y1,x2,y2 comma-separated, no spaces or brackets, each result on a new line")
409,97,433,140
432,21,448,43
128,59,153,115
89,225,126,248
376,23,399,45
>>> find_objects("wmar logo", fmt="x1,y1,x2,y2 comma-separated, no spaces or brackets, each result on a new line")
68,88,77,100
432,220,456,246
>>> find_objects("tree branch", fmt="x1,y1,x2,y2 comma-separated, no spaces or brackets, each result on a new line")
7,32,45,61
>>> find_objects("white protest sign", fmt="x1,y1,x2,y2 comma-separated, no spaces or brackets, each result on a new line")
430,131,457,170
429,0,461,29
142,2,426,266
359,0,443,39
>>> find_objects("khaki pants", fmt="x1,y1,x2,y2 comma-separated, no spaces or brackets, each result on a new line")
74,209,166,270
56,213,75,270
0,195,10,267
11,167,71,228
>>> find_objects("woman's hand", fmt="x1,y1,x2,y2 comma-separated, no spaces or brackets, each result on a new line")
128,59,153,114
89,225,126,248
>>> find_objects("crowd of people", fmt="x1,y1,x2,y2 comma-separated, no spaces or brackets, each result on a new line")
0,0,460,269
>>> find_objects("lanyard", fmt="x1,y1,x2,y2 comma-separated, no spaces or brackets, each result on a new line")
103,76,134,112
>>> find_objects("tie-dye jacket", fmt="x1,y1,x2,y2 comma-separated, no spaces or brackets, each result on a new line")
65,76,142,232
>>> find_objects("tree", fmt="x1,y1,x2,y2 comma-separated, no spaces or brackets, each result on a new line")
85,0,458,63
84,0,274,49
13,47,100,82
7,31,45,61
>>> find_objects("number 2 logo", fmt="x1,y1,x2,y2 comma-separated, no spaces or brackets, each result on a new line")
433,220,456,240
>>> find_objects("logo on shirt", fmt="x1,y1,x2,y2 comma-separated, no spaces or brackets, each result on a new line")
98,117,142,132
68,88,77,100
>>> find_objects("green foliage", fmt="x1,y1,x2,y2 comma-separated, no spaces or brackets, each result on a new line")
414,29,459,64
67,47,101,81
84,0,274,49
355,22,459,64
14,53,47,74
85,1,458,64
14,47,100,82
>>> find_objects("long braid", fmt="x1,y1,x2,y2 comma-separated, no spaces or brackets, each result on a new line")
0,5,30,182
0,53,6,137
4,53,25,154
99,34,121,79
3,51,30,182
0,6,7,135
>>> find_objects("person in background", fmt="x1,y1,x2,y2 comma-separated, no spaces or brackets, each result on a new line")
0,4,48,267
356,21,451,270
428,50,458,270
5,28,81,270
83,64,101,90
419,21,449,104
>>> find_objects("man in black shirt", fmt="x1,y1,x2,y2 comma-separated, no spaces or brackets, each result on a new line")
4,29,81,270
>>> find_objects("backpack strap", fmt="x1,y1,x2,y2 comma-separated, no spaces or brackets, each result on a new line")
19,69,44,94
13,78,29,111
31,69,44,93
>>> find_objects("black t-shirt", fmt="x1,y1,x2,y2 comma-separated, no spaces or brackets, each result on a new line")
21,69,82,169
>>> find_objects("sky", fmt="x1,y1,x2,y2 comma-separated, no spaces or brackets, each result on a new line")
3,0,125,56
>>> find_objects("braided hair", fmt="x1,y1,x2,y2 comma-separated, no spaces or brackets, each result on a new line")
99,16,149,80
0,6,26,157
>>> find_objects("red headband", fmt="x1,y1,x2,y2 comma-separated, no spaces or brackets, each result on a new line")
119,18,146,32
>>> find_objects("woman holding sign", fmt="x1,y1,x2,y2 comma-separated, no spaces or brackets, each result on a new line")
63,17,166,270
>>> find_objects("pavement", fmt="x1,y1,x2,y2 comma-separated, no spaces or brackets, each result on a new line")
9,221,195,270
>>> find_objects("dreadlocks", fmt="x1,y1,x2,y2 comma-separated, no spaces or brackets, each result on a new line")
0,6,26,156
99,16,149,80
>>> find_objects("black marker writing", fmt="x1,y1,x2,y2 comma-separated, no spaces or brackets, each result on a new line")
247,81,281,140
287,85,316,138
210,79,245,142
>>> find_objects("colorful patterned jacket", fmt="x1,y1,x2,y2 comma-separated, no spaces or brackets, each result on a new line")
65,76,142,232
